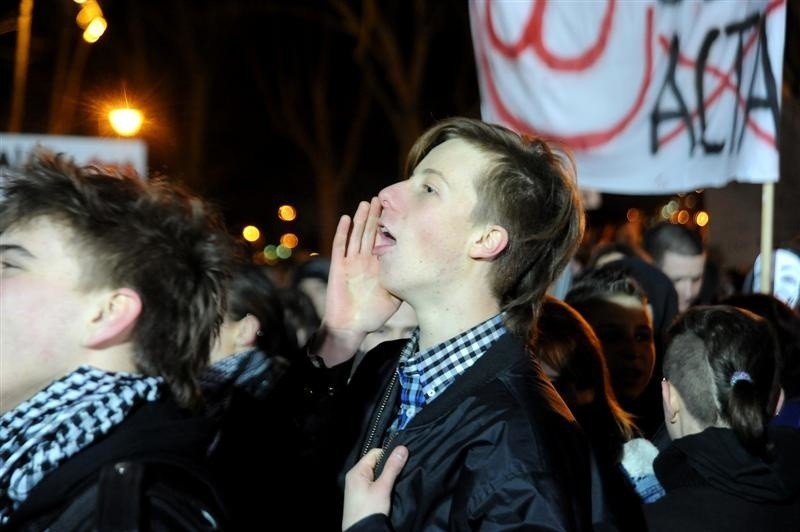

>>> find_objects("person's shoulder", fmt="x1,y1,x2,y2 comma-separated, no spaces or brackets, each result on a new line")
16,459,226,532
7,395,225,531
468,377,582,462
82,396,227,528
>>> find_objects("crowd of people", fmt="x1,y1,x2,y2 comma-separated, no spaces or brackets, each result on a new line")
1,117,798,530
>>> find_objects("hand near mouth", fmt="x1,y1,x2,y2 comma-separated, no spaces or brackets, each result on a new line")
314,197,401,367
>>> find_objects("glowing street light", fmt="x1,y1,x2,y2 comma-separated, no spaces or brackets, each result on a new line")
82,16,107,43
76,0,106,44
108,107,144,137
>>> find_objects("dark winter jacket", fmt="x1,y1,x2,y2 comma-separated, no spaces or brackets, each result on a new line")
644,426,800,532
287,332,599,531
202,349,294,530
1,397,226,532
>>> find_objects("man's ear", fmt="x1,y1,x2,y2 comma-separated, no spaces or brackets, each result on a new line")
234,314,261,349
469,224,508,260
84,288,142,349
662,379,680,424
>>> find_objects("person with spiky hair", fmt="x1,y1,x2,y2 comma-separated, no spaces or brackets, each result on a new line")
0,150,233,530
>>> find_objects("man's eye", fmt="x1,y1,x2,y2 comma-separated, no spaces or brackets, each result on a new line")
422,184,435,194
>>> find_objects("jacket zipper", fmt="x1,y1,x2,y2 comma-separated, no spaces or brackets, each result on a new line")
374,429,399,473
361,369,398,457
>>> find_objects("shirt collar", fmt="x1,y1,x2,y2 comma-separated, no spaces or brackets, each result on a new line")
399,313,507,403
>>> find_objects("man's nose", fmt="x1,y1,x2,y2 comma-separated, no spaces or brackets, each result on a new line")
378,181,402,210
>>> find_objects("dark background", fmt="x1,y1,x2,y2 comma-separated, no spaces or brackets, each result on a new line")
1,0,797,262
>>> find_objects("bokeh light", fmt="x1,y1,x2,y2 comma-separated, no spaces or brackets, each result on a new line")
280,232,299,248
278,205,297,221
242,225,261,242
677,210,690,224
263,245,278,260
76,1,102,28
661,199,679,220
276,244,292,259
82,16,107,43
695,211,710,227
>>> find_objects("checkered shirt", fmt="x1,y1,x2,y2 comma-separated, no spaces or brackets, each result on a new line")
389,313,507,432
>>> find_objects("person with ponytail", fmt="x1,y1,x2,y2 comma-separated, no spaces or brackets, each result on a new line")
644,305,800,531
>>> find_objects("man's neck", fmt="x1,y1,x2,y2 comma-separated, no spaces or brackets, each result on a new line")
413,295,501,350
85,345,138,375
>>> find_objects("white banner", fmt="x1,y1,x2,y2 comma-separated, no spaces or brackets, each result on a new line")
470,0,786,194
0,134,147,178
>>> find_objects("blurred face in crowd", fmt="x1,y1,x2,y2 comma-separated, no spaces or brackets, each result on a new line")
0,217,94,413
209,312,261,364
576,294,656,401
660,251,705,313
373,139,490,302
360,302,418,353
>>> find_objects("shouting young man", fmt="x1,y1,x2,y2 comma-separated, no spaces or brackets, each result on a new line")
287,118,599,530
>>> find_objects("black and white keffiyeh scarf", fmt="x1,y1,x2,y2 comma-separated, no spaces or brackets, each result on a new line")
0,366,162,522
199,348,289,412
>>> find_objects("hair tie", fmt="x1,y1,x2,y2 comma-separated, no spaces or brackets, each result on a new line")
730,371,753,386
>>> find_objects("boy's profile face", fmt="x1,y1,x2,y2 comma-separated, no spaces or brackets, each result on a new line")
0,217,94,412
577,293,656,401
373,138,491,301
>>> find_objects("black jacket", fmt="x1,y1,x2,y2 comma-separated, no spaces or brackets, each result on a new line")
2,396,226,532
288,332,598,531
207,382,300,530
644,427,800,532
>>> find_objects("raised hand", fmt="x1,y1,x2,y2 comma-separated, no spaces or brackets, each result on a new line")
315,197,401,366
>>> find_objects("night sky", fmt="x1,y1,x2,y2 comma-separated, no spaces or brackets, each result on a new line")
1,0,479,255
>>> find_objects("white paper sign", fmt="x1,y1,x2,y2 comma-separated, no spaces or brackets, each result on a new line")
0,134,147,178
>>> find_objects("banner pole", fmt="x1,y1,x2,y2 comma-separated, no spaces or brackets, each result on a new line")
759,182,775,294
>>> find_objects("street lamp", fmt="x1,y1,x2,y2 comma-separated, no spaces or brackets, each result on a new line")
82,16,107,43
76,0,107,44
108,107,144,137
